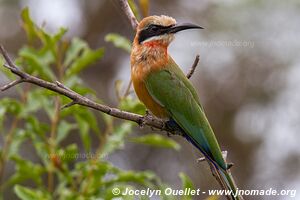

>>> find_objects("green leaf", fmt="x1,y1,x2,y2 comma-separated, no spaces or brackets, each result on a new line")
119,96,146,115
57,144,78,162
38,27,67,59
21,7,67,56
0,57,16,80
79,110,100,134
8,156,45,186
24,116,50,164
139,0,149,17
63,37,88,67
7,129,27,158
21,7,37,42
66,42,104,77
56,120,76,144
0,98,23,118
75,114,91,151
14,185,50,200
105,33,132,53
0,105,6,128
104,185,135,200
131,134,180,151
104,171,156,188
19,47,56,80
179,173,195,200
116,171,155,185
114,79,123,99
23,88,54,117
75,160,118,179
128,0,141,20
101,122,133,158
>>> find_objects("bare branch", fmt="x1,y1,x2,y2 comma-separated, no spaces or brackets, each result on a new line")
60,101,78,110
122,79,132,99
1,79,24,91
55,81,74,92
118,0,139,30
0,45,182,136
186,54,200,79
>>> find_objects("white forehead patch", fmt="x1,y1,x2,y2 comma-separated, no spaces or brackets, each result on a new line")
150,15,176,27
141,34,174,44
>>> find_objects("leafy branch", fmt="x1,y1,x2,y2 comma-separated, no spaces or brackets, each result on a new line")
0,45,199,136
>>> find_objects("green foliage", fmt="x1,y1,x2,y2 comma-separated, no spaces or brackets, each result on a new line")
105,33,132,53
131,134,181,151
65,38,104,78
0,7,186,200
14,185,51,200
139,0,150,17
128,0,141,20
179,173,195,200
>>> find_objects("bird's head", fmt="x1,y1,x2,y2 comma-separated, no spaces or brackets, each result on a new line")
134,15,203,47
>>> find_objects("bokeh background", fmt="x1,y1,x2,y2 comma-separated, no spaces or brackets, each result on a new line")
0,0,300,199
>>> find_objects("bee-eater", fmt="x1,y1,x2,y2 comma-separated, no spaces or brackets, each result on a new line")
130,15,240,199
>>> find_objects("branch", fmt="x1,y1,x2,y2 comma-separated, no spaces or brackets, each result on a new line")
186,54,200,79
118,0,139,30
0,45,182,136
0,79,24,91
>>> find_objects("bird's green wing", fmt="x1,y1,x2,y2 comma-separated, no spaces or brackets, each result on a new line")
168,57,204,110
144,66,226,169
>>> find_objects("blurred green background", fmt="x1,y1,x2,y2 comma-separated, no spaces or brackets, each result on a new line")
0,0,299,199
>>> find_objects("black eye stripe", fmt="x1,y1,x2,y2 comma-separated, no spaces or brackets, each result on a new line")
138,24,174,44
146,24,173,32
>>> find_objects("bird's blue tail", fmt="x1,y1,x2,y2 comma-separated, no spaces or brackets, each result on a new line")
166,119,241,199
183,128,241,200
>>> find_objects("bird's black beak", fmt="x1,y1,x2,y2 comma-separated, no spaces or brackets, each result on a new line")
167,23,204,34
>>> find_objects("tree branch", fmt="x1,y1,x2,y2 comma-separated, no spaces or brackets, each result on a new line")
0,79,24,91
118,0,139,30
186,54,200,79
0,45,182,136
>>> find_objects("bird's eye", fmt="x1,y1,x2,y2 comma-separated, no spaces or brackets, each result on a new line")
150,25,159,32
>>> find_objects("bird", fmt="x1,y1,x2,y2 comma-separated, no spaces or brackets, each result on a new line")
130,15,240,199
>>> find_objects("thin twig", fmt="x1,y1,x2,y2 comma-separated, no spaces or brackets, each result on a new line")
122,79,132,99
0,79,24,91
60,101,77,110
118,0,139,30
186,54,200,79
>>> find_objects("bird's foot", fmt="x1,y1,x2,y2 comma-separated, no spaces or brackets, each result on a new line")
165,119,184,135
139,110,153,128
226,162,234,170
221,151,234,169
197,157,206,163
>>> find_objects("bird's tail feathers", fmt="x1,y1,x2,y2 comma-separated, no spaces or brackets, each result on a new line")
215,166,241,200
184,134,242,200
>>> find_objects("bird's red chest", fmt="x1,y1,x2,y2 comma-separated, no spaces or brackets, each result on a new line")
130,46,169,118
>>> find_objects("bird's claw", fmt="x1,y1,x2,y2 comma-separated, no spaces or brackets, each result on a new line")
139,110,152,128
226,162,234,170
